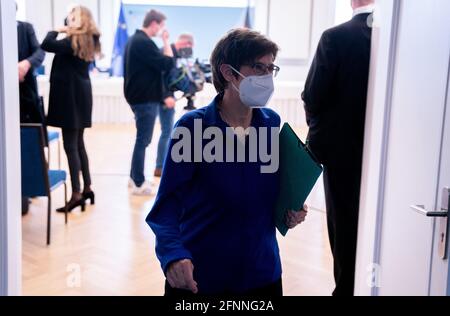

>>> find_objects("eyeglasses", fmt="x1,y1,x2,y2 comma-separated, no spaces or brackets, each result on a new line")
248,62,281,77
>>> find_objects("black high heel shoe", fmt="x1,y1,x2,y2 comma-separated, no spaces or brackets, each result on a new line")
56,198,86,213
83,191,95,205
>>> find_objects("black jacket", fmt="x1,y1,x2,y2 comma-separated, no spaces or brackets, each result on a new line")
124,30,174,105
41,31,94,129
302,13,372,166
17,21,45,123
161,44,179,100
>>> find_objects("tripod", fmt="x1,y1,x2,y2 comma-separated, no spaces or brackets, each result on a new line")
184,96,197,111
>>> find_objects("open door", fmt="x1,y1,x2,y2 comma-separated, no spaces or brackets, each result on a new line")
356,0,450,296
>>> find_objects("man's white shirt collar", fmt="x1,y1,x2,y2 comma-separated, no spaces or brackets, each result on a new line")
353,4,374,17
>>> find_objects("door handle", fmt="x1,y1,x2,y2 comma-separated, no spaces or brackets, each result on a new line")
410,205,448,217
410,188,449,259
410,187,449,217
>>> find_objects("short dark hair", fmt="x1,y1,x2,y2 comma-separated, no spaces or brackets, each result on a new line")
210,29,279,93
143,9,166,28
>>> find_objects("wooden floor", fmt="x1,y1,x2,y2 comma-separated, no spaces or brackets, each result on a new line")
22,124,334,296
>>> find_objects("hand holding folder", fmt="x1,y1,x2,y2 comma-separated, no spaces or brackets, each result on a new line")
275,123,323,236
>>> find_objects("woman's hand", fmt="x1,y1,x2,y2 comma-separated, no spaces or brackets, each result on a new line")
286,205,308,229
167,259,199,294
56,26,68,33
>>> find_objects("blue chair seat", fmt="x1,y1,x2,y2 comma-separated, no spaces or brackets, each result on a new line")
48,170,66,192
48,131,60,143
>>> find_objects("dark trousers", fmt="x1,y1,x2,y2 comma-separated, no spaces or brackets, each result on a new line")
156,105,175,170
323,162,362,296
22,197,30,215
62,128,92,193
165,279,283,297
130,102,159,187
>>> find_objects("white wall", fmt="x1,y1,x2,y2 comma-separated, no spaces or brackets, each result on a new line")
255,0,337,82
0,0,23,297
23,0,52,41
16,0,27,21
268,0,313,61
335,0,354,25
98,0,121,69
23,0,53,73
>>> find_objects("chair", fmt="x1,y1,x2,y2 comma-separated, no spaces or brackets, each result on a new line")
21,124,68,245
47,129,61,169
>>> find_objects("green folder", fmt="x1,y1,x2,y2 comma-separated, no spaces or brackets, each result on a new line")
275,123,323,236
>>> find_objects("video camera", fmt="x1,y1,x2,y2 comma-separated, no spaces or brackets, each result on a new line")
165,47,212,111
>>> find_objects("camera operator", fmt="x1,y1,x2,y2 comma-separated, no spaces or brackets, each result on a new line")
154,33,195,178
124,10,174,195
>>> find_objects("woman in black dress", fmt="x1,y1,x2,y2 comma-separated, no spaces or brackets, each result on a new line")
42,5,101,213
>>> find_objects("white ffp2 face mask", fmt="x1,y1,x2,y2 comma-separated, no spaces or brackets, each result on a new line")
230,66,275,108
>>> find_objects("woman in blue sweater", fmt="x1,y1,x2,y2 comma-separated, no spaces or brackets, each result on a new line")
147,29,308,296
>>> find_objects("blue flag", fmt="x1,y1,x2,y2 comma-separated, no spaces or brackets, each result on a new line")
111,2,129,77
244,1,253,29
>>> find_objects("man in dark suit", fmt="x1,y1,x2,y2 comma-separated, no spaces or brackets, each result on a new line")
302,0,374,296
17,19,45,124
17,9,46,216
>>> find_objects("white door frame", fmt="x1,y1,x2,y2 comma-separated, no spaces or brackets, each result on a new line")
0,0,23,297
446,64,450,296
354,0,401,296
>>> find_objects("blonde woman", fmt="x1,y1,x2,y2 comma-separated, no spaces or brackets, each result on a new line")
42,5,101,213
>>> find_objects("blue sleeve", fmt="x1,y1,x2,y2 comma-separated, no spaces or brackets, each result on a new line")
146,115,197,274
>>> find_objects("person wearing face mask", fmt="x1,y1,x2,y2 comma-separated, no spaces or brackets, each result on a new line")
154,33,195,178
41,5,101,214
124,9,174,196
146,29,308,296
